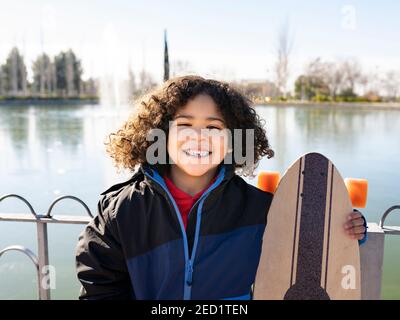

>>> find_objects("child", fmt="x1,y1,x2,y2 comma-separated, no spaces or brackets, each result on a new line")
75,75,367,300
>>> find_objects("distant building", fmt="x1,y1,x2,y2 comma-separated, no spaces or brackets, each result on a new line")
231,79,280,103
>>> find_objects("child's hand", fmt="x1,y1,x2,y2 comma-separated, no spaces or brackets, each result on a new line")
343,211,366,240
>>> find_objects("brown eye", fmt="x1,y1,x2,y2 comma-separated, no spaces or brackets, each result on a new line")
207,125,222,130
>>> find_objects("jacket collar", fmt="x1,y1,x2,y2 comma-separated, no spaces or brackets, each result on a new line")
100,163,236,196
142,163,236,185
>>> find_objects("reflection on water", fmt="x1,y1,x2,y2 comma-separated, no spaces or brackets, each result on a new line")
0,103,399,299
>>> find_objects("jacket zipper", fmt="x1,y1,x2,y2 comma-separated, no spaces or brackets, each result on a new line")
186,260,193,285
144,166,225,300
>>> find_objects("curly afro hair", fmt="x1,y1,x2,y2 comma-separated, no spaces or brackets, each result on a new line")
105,75,274,177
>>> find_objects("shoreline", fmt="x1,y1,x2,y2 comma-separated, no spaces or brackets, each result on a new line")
258,101,400,110
0,97,99,106
1,98,400,110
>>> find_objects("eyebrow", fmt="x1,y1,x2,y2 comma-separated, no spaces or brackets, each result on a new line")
174,114,225,124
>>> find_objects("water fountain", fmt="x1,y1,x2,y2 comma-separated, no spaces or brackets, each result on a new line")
99,24,131,108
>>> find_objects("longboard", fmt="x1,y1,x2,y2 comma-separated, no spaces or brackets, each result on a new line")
253,152,362,300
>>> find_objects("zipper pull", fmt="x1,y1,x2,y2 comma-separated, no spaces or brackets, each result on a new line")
186,261,193,286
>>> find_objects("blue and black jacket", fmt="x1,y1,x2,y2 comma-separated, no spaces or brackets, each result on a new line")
75,163,273,300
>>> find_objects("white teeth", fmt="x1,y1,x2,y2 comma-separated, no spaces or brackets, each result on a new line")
183,149,211,157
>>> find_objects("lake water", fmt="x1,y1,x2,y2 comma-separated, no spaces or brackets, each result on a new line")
0,103,399,299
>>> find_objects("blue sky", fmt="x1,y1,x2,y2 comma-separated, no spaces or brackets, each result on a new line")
1,0,399,84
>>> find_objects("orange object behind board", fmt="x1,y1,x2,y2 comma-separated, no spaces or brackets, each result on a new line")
257,171,280,194
344,178,368,208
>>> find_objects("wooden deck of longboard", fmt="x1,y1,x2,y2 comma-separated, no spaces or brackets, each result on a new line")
253,152,361,300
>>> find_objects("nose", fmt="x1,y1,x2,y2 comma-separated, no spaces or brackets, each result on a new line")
182,127,211,150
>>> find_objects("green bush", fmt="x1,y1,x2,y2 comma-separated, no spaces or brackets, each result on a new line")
312,94,331,102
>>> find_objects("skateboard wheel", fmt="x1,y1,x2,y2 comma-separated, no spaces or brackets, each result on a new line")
257,171,280,194
344,178,368,208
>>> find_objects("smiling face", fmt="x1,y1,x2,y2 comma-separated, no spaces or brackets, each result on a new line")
167,94,230,177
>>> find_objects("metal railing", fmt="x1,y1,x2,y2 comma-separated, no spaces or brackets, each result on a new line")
0,194,92,299
360,205,400,299
0,194,399,299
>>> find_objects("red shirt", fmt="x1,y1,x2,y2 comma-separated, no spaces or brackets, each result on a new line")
164,175,216,229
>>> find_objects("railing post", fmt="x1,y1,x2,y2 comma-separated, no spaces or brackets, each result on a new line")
360,223,385,300
37,220,51,300
1,193,93,300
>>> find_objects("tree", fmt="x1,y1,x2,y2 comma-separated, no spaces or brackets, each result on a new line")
138,69,156,93
1,47,28,96
295,75,330,101
0,66,6,96
297,58,368,101
295,58,330,101
81,78,98,97
381,71,400,101
171,59,192,77
32,53,56,95
127,67,136,98
54,49,83,96
322,62,345,100
274,21,294,98
163,29,169,82
303,58,344,100
340,59,363,96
